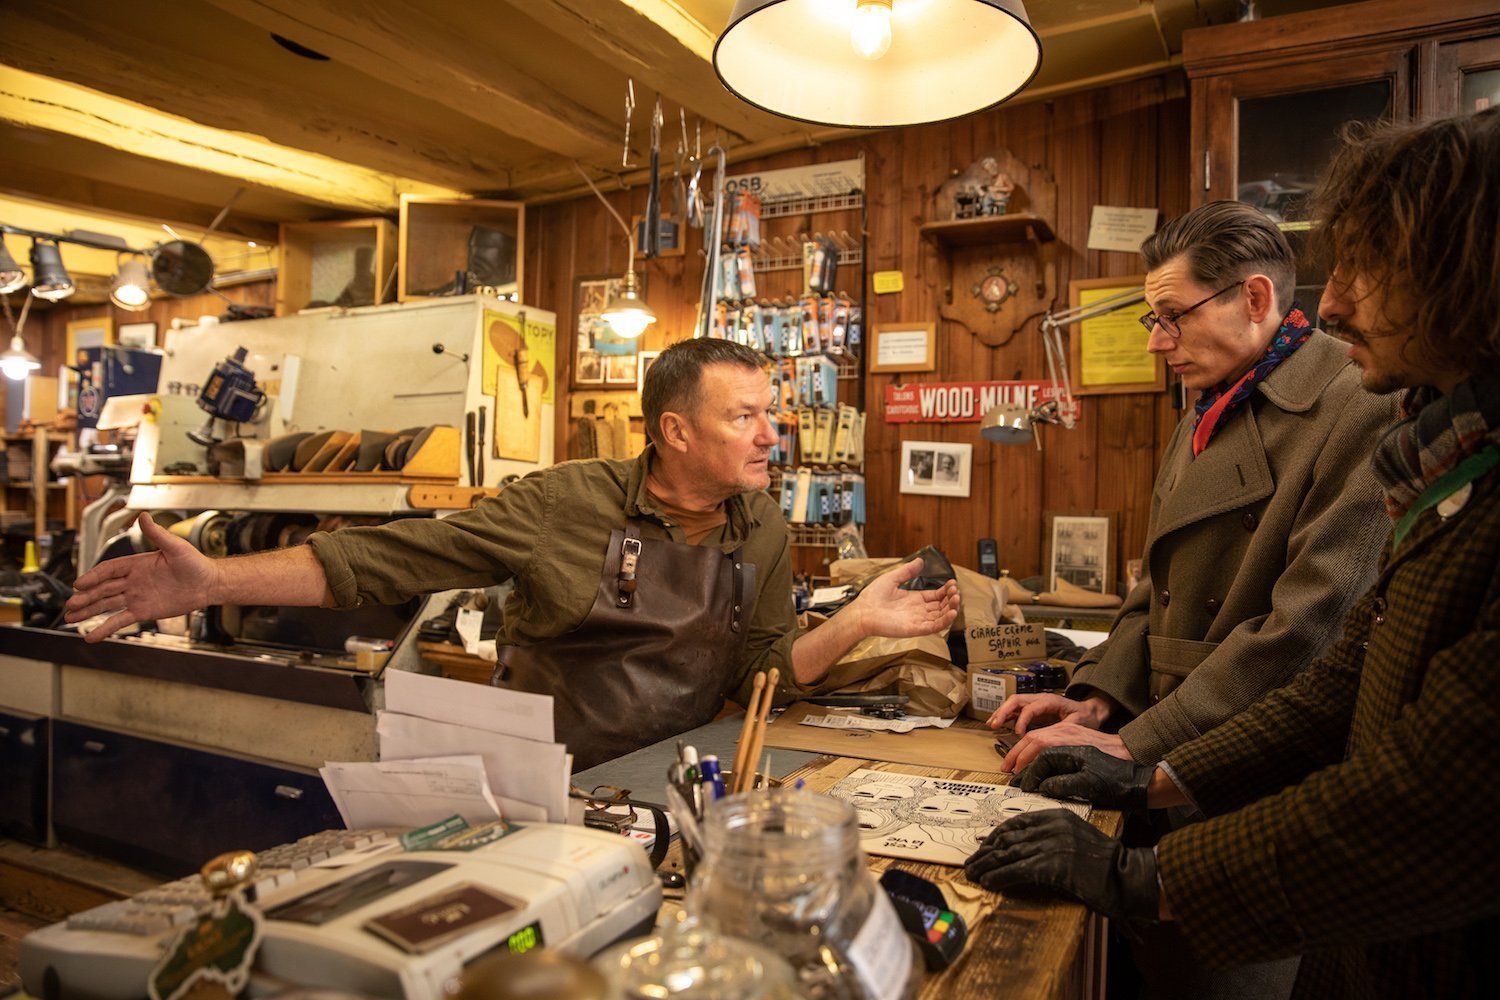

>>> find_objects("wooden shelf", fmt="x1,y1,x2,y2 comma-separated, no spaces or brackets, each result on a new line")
918,213,1055,248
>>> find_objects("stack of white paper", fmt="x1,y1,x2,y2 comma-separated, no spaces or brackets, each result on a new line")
320,671,570,829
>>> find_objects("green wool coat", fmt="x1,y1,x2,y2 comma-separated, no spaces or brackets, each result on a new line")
1070,332,1398,762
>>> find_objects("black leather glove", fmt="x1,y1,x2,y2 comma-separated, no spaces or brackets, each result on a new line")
963,810,1159,923
1016,745,1155,811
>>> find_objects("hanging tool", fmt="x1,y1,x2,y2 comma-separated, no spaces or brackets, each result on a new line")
621,80,637,169
672,108,688,220
476,404,487,483
514,310,530,419
696,145,728,339
465,410,478,487
644,95,664,258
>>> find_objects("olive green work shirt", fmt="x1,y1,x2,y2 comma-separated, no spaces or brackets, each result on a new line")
306,445,799,708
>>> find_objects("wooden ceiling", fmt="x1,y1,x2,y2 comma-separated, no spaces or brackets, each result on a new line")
0,0,1349,245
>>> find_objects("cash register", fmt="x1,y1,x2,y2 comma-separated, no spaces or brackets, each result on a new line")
21,823,661,1000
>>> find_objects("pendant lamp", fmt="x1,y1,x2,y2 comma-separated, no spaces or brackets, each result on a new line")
713,0,1042,128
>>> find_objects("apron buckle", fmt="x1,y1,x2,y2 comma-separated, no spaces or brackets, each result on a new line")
617,537,643,607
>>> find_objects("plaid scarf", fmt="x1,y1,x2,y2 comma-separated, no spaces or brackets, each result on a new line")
1192,305,1313,456
1371,377,1500,528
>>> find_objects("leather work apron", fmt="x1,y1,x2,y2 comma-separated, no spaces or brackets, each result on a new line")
493,522,756,770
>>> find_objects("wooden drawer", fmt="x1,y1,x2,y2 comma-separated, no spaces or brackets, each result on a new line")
52,720,341,878
0,708,48,844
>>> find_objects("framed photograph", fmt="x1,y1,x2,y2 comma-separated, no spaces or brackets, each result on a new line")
632,214,685,259
870,322,936,373
572,274,642,389
637,350,662,394
117,321,158,349
1066,275,1163,395
898,440,973,498
65,316,113,365
605,352,639,386
1044,510,1119,595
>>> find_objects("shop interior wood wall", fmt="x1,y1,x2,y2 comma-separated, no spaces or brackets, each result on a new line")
531,74,1191,585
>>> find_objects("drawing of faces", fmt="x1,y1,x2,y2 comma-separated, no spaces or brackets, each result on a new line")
853,805,906,840
849,781,919,807
913,793,982,825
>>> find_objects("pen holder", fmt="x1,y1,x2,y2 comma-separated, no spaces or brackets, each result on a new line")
676,774,783,882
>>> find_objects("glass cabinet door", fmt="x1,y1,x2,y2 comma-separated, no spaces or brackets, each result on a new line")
1430,35,1500,116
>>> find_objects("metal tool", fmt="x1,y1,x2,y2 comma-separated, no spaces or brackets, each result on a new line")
696,145,728,338
621,80,637,169
644,95,663,258
476,403,487,484
465,410,478,486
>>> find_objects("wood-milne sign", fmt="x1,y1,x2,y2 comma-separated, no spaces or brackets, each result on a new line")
882,381,1081,424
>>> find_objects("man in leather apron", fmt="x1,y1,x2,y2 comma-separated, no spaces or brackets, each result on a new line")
67,338,960,771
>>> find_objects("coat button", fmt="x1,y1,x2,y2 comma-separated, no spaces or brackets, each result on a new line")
1206,597,1220,614
1372,595,1387,626
1150,694,1161,705
1242,512,1258,531
1159,589,1171,607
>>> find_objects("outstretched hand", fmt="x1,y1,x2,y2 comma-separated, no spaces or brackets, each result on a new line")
64,513,219,642
849,556,960,639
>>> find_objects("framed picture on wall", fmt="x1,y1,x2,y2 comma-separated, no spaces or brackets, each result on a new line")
117,321,158,349
1044,510,1119,595
898,441,973,498
572,273,643,389
1066,275,1163,395
65,316,113,365
637,350,662,394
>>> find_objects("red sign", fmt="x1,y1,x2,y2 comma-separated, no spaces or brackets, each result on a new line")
883,380,1081,424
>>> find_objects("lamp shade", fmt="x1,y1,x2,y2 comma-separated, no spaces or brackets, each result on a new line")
152,240,215,297
0,239,25,294
714,0,1042,128
601,271,656,339
111,257,153,311
29,241,75,301
981,402,1033,444
0,335,41,381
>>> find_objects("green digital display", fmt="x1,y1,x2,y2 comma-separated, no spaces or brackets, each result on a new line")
507,921,544,954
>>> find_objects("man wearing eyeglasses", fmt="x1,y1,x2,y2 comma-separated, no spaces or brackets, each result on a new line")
991,200,1396,787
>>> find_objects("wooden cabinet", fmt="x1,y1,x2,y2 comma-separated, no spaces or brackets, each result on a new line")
1,428,77,544
1185,0,1500,305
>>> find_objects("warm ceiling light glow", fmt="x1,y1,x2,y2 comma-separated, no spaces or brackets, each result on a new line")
0,335,41,381
851,0,894,59
601,270,656,339
714,0,1042,128
110,256,152,311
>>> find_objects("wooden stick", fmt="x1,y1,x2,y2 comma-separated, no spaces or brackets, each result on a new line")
738,667,779,793
731,671,767,788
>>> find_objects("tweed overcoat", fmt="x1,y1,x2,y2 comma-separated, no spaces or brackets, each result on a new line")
1069,332,1397,762
1156,449,1500,998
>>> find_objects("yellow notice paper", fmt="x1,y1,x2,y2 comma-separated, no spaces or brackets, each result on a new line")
1078,287,1156,386
872,270,904,294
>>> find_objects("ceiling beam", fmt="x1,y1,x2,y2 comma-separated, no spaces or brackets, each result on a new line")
198,0,627,165
0,66,463,217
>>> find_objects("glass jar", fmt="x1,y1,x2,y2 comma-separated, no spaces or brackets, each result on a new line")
592,915,797,999
687,790,922,1000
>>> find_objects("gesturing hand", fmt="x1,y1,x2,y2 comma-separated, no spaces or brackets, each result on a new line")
64,513,218,642
1015,745,1155,811
963,810,1159,924
850,557,960,639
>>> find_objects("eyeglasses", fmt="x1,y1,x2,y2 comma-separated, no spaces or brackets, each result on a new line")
1138,280,1245,338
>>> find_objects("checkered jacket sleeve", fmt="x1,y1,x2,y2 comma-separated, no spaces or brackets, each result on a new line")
1155,491,1500,969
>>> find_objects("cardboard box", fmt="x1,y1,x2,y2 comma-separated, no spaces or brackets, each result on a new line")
962,620,1077,721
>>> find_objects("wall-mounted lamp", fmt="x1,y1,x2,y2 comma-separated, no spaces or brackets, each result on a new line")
110,255,152,311
29,240,74,301
571,162,657,340
980,285,1147,448
713,0,1042,128
0,224,218,312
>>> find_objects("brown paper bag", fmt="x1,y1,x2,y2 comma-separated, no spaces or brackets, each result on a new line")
835,660,971,718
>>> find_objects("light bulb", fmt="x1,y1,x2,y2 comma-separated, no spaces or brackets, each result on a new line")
850,0,893,61
1,336,40,381
602,308,653,339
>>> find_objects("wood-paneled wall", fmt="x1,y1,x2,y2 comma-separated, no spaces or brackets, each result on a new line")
530,73,1191,586
13,72,1190,587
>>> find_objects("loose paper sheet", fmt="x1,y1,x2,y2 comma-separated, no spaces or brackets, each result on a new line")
799,713,956,734
377,711,568,822
825,767,1088,866
320,756,504,830
384,669,553,743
